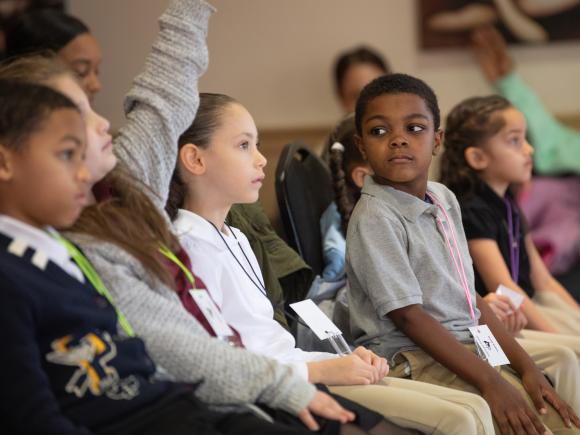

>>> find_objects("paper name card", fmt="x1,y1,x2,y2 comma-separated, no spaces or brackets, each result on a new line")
189,290,234,338
469,324,510,367
290,299,342,340
496,284,524,310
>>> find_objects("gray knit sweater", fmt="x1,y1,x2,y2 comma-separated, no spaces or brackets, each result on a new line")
67,0,316,416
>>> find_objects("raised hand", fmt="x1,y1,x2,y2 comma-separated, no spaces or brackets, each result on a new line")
471,25,514,83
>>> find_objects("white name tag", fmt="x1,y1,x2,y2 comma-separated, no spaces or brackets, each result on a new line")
189,290,234,339
496,284,524,310
290,299,342,340
468,325,510,367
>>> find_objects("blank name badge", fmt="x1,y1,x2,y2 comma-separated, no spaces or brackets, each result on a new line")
189,289,234,339
290,299,342,340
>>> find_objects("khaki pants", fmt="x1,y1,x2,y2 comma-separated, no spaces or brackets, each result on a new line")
534,292,580,336
517,332,580,413
330,377,494,435
389,345,578,435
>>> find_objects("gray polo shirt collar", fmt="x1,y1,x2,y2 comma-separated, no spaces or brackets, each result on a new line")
361,176,451,223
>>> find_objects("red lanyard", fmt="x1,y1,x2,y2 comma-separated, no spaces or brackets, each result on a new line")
426,193,476,322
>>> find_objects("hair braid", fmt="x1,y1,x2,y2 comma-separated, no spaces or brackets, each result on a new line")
326,114,366,235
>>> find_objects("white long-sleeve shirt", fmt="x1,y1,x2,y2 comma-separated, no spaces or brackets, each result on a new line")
174,209,336,380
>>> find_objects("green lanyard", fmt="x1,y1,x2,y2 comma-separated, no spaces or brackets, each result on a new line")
158,245,197,290
52,232,135,337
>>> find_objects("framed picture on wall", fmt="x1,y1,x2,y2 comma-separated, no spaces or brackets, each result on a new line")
420,0,580,49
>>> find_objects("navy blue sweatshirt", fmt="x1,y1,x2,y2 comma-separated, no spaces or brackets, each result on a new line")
0,232,176,435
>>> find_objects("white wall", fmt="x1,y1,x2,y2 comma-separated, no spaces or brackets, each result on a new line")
72,0,580,130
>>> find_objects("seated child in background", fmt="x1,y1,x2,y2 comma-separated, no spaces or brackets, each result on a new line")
472,25,580,294
0,80,321,435
439,95,580,340
324,111,580,414
167,92,506,435
345,72,580,434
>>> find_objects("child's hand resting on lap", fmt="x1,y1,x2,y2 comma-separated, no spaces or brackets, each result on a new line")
307,347,388,386
484,293,528,334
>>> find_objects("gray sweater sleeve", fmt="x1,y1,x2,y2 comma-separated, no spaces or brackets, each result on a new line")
113,0,212,210
71,237,316,415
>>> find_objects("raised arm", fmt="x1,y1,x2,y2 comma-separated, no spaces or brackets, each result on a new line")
114,0,214,210
472,25,580,175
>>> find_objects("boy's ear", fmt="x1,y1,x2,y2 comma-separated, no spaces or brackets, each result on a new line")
432,129,443,156
354,134,367,160
0,145,15,181
179,143,206,175
464,146,489,170
350,165,372,189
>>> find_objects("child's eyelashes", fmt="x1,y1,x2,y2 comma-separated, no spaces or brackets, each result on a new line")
238,140,260,151
507,135,523,148
367,124,425,136
369,126,387,136
58,149,76,161
408,124,426,133
74,67,91,80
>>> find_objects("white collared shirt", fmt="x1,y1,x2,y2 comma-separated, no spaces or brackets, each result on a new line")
174,209,336,381
0,215,85,283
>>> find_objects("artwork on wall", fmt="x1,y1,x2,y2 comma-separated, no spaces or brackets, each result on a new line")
0,0,66,57
420,0,580,49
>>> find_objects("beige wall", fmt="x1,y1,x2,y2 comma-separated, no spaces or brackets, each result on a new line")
73,0,580,130
71,0,580,225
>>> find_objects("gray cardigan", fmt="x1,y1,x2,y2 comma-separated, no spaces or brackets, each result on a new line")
68,0,316,416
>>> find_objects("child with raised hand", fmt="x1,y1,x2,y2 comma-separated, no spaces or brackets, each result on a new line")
471,25,580,176
440,95,580,337
346,72,580,435
167,92,502,435
0,2,370,432
0,80,323,435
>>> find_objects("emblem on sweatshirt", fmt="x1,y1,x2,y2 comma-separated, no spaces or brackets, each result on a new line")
46,332,140,400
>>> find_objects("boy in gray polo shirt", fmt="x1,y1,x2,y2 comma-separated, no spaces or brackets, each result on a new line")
347,178,478,362
346,73,579,434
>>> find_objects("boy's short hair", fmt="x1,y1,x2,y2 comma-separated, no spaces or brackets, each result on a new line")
354,73,440,135
0,79,79,151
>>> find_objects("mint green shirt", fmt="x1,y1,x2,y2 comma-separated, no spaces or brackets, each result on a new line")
495,73,580,174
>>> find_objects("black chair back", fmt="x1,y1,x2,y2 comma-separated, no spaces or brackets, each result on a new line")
275,142,334,277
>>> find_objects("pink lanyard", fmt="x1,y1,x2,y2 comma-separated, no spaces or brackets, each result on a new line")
426,193,476,322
